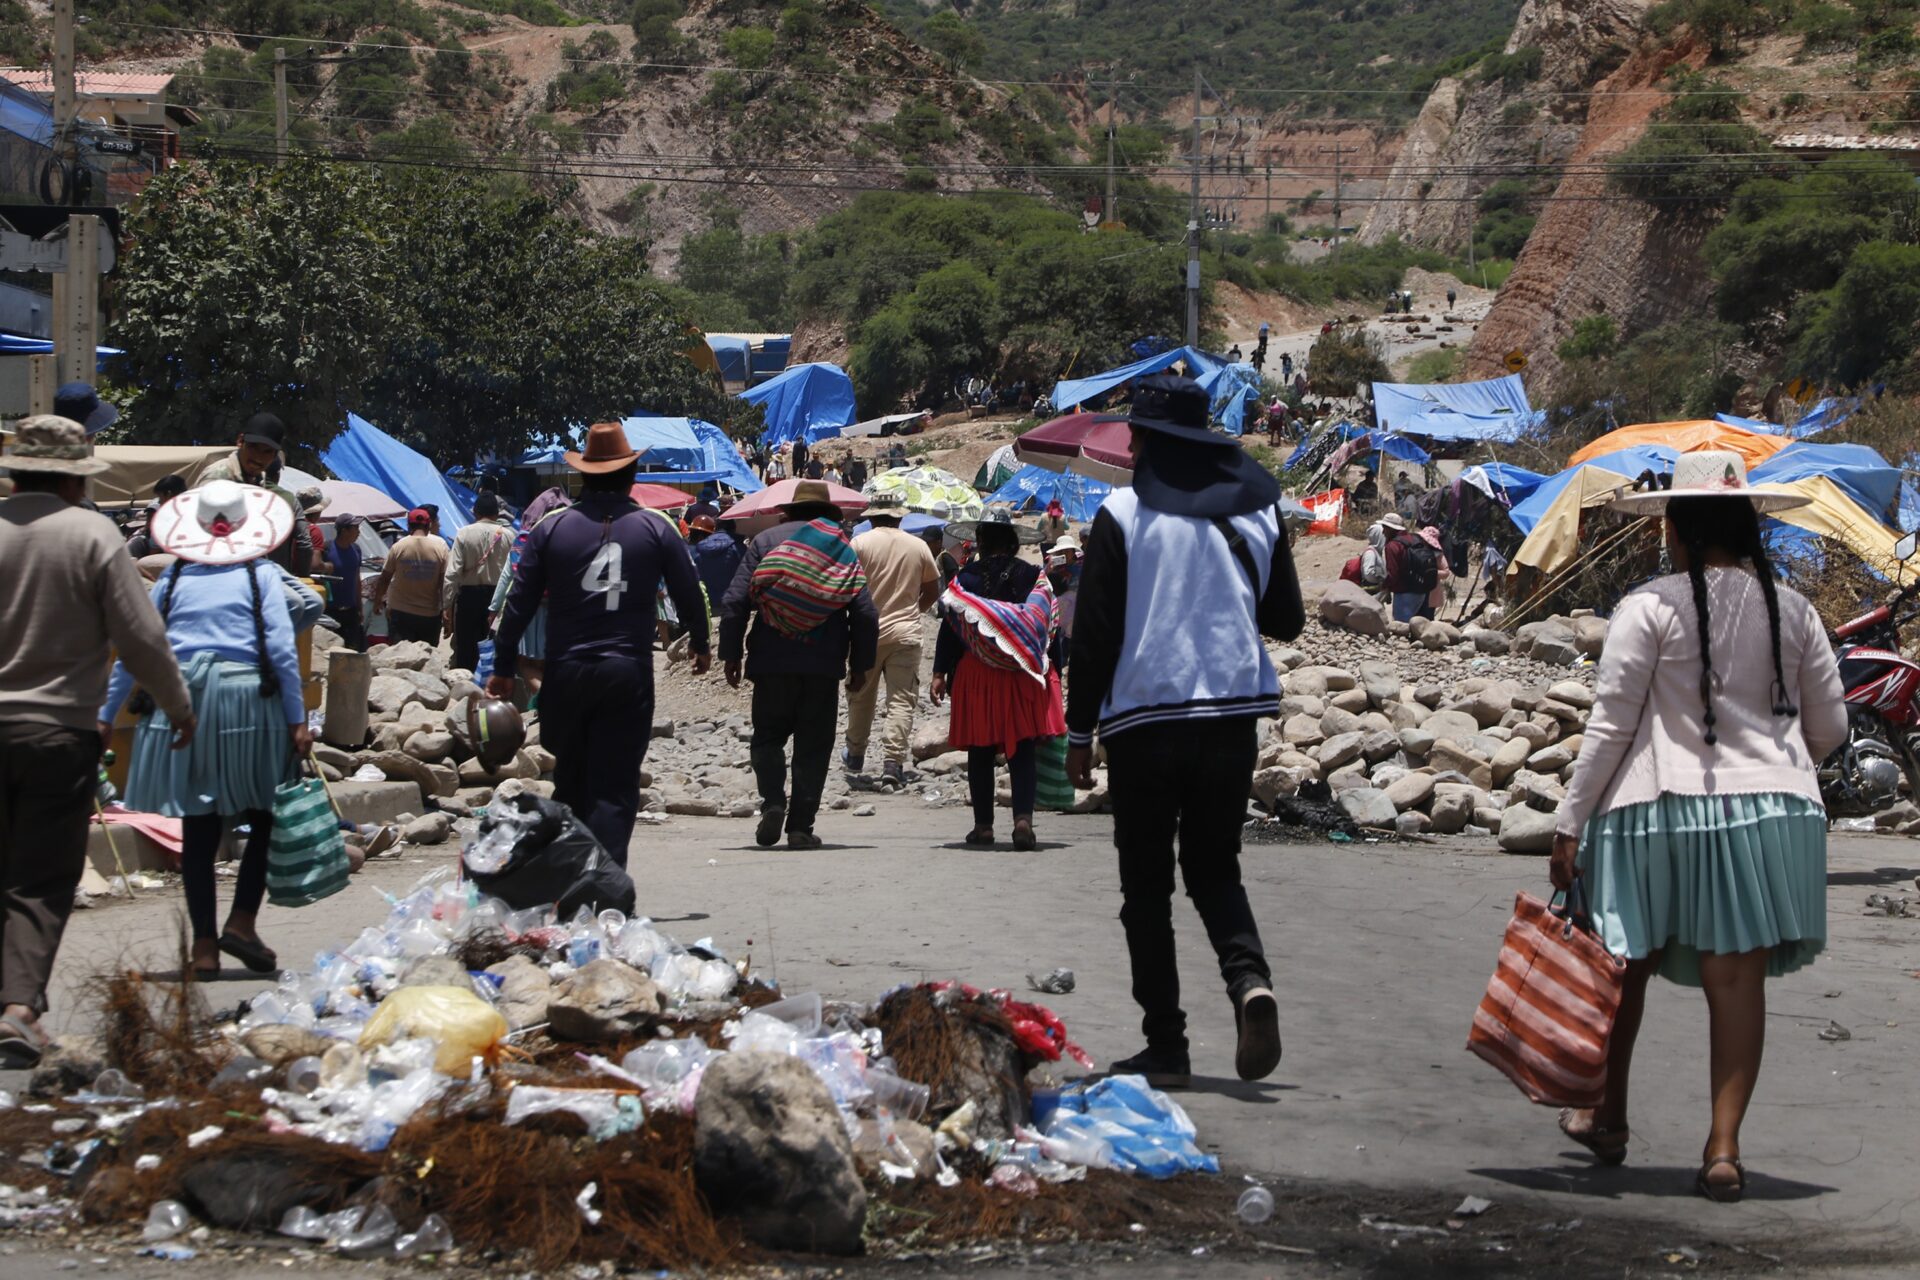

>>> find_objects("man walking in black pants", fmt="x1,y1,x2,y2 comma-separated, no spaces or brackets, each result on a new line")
442,492,514,672
489,423,709,862
718,481,877,850
1067,375,1305,1089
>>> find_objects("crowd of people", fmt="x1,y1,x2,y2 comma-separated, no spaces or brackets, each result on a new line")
0,378,1852,1201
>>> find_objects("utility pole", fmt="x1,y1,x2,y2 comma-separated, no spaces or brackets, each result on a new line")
1103,68,1118,228
1186,65,1202,349
52,0,74,138
274,47,289,162
1320,144,1353,261
1264,163,1272,230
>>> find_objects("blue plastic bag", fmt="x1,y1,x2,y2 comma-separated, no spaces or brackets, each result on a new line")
1043,1074,1219,1178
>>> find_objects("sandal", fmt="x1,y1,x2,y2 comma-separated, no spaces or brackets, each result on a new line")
218,932,279,975
1011,821,1037,852
1558,1108,1629,1166
1695,1155,1745,1203
964,828,996,847
0,1012,49,1069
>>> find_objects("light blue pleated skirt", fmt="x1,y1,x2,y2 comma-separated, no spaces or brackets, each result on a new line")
1577,792,1827,988
519,605,548,661
124,655,292,818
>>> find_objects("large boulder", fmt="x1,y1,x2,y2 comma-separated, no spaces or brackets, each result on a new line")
1399,727,1436,760
357,750,454,799
1422,710,1482,745
1496,802,1558,854
1337,787,1399,829
1526,622,1581,667
1489,737,1532,787
1427,784,1476,834
370,640,432,671
1282,713,1324,747
1573,615,1609,658
1319,731,1365,772
1428,741,1493,790
694,1052,866,1255
1464,627,1511,656
1318,580,1387,636
1360,729,1402,764
547,959,665,1041
367,674,421,718
1320,706,1362,738
1417,621,1462,650
911,723,951,762
1252,766,1308,809
403,730,455,763
1383,770,1435,812
391,667,451,711
1358,660,1402,710
1548,681,1595,710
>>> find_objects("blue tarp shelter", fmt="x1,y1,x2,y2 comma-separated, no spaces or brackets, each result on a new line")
1195,361,1264,437
984,465,1114,523
1751,442,1904,522
743,362,857,448
1048,345,1226,418
1507,445,1677,535
0,77,53,147
517,417,762,493
1284,421,1365,468
1718,396,1861,440
1460,461,1549,507
1363,432,1432,465
706,336,751,384
321,414,477,533
1371,373,1539,442
0,333,122,373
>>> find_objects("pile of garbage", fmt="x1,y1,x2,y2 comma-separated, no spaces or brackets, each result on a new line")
1,815,1221,1267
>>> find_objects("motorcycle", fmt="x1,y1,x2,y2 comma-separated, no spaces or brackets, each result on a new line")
1819,530,1920,815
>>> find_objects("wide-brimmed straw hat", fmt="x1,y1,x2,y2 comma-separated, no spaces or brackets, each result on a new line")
565,422,645,475
783,479,836,510
150,479,295,565
948,508,1044,546
1609,450,1810,516
1,415,108,476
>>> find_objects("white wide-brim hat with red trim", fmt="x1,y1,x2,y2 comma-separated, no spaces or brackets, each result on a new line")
1609,449,1810,516
150,479,294,565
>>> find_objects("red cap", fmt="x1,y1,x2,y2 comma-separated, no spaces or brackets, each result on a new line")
408,508,432,529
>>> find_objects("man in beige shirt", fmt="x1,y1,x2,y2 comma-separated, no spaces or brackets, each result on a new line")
441,493,514,671
0,418,192,1067
374,508,451,646
844,494,939,785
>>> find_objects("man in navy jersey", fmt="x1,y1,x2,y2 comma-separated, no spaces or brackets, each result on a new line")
490,423,709,861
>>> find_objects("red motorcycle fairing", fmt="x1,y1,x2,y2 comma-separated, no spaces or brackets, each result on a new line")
1837,646,1920,727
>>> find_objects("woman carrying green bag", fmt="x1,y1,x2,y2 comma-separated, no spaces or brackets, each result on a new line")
100,480,311,981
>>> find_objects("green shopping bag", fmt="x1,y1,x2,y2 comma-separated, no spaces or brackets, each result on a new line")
266,766,351,908
1034,735,1076,812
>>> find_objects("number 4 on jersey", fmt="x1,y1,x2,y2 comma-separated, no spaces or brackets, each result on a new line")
581,543,626,611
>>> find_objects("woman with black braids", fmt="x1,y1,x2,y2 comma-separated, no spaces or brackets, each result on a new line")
100,481,310,981
1546,452,1846,1202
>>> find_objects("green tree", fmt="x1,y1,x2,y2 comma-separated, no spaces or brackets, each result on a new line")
1789,242,1920,387
1609,76,1769,210
1307,326,1388,399
1556,314,1619,362
923,12,985,67
722,26,776,69
111,160,401,448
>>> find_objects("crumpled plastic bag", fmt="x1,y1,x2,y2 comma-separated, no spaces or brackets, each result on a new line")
1040,1074,1219,1179
358,986,507,1076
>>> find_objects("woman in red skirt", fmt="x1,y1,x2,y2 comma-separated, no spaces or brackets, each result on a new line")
930,511,1066,850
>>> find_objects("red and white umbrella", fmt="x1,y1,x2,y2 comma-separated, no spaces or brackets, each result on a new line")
718,477,867,521
1013,413,1135,485
630,481,700,510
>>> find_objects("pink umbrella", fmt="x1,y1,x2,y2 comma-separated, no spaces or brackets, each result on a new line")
1014,413,1135,485
630,481,700,510
718,476,867,521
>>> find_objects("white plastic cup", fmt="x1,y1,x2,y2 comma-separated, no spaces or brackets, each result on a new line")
1236,1185,1274,1224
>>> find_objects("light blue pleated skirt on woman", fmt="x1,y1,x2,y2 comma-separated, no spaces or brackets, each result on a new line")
1576,791,1827,988
123,653,292,818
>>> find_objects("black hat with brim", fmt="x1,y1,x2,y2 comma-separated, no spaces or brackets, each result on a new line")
241,411,286,451
1128,373,1226,447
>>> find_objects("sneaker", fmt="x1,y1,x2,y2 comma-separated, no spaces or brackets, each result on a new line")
842,748,864,774
1234,987,1282,1082
1108,1046,1192,1090
755,805,786,848
786,829,823,850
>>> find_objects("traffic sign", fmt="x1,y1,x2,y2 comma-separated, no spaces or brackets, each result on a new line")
1504,349,1528,373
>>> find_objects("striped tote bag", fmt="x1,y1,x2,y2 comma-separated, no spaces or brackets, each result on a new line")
266,773,351,908
1467,885,1624,1108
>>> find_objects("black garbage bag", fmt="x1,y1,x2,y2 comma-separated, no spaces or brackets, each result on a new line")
463,792,635,918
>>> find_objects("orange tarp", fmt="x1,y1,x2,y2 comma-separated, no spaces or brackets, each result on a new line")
1567,421,1791,472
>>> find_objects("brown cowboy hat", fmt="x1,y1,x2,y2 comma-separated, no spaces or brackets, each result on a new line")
564,421,646,475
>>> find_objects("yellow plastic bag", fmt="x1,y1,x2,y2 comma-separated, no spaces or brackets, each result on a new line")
358,986,509,1076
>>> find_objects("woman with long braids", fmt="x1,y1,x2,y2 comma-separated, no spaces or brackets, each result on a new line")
100,481,310,980
931,510,1065,850
1548,452,1846,1202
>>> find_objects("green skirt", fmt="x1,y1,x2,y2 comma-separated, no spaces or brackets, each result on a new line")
1577,791,1827,988
124,653,292,818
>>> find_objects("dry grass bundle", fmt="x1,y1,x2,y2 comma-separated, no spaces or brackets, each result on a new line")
94,964,232,1096
870,986,1013,1101
388,1109,741,1269
871,1170,1224,1247
449,929,547,971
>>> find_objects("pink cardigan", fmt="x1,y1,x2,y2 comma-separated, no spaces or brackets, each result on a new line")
1556,568,1848,838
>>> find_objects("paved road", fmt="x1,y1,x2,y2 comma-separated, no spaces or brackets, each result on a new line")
16,807,1920,1272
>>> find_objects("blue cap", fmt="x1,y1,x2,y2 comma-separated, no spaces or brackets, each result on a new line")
53,382,117,435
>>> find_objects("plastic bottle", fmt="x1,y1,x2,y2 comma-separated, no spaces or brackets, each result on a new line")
92,1069,143,1100
1236,1185,1274,1224
142,1200,189,1242
393,1213,454,1257
284,1056,324,1094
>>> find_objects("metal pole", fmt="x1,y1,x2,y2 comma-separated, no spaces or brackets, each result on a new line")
274,48,289,163
1185,65,1201,349
52,0,74,139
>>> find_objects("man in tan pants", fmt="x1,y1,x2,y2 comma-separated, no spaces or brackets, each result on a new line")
843,494,939,787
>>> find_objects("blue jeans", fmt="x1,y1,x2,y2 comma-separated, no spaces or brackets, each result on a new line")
1392,592,1432,623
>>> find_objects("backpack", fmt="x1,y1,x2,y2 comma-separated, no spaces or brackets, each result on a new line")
1400,536,1440,594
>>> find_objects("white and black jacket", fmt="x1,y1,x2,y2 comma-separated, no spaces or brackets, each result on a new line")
1066,488,1305,746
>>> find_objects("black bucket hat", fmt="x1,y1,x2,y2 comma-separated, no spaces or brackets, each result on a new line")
1128,375,1280,518
1128,374,1224,446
